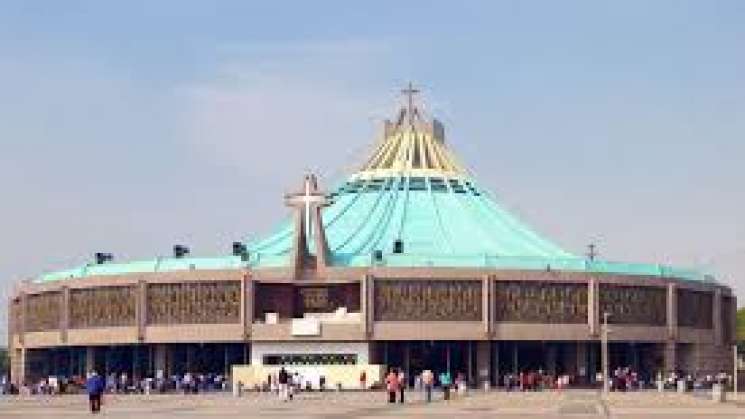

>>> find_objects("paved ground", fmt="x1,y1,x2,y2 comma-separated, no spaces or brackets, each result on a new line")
0,390,743,418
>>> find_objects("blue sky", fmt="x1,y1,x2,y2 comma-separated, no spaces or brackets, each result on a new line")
1,1,744,341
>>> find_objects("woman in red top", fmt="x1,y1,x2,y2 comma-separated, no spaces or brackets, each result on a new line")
385,368,399,404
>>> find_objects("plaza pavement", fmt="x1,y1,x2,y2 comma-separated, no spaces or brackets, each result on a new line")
0,389,743,418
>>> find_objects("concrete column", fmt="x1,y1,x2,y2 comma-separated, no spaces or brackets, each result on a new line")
242,272,254,338
154,344,167,377
476,341,490,386
576,342,588,384
667,283,678,340
60,286,69,344
588,278,599,336
137,280,147,342
663,341,676,373
489,278,496,338
368,276,375,337
467,341,474,384
493,342,500,385
85,346,95,374
403,342,411,387
546,343,557,376
361,275,370,336
19,292,27,347
446,342,451,373
665,283,678,374
713,288,723,346
512,343,518,374
10,348,26,386
186,345,193,372
482,276,490,335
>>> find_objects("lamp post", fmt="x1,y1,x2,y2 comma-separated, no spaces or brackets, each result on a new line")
602,312,611,395
734,344,738,400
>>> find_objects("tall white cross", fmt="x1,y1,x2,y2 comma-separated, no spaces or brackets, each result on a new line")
285,175,329,239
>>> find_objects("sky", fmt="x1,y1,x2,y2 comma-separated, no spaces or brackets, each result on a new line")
1,1,744,343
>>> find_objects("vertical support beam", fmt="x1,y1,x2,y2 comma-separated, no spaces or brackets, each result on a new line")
85,346,95,374
19,292,27,347
361,274,369,336
493,342,500,386
242,272,254,338
403,342,411,387
663,341,676,373
60,286,69,344
11,348,26,387
482,276,490,336
476,341,491,386
137,280,147,342
588,278,599,336
576,342,588,384
367,276,375,338
667,283,678,340
467,341,474,384
512,343,518,374
489,277,496,338
713,287,723,346
446,342,451,373
312,203,331,270
154,344,167,377
665,282,678,374
546,343,557,376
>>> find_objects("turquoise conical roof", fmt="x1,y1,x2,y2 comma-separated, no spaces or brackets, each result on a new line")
35,88,710,282
247,96,577,268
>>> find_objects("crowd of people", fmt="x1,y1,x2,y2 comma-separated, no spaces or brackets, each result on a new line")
2,371,230,396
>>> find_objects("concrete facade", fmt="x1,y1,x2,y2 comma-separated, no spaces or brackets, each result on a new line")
8,267,736,386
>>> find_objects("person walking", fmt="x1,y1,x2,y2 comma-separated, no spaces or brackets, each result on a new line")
398,369,406,403
385,368,399,404
278,367,289,401
86,371,104,414
422,369,434,403
439,371,452,401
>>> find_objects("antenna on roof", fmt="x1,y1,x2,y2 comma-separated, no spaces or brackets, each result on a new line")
586,243,598,261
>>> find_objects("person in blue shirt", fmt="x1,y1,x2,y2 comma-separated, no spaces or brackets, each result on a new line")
439,371,452,400
86,371,104,413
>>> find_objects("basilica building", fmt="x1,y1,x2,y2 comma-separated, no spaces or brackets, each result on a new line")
8,87,735,387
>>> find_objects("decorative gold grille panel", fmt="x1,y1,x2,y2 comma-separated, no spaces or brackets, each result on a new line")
69,286,136,328
494,281,588,323
26,292,62,332
599,284,666,326
374,279,482,321
147,281,241,325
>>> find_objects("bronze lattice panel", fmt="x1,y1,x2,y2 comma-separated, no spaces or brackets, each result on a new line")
677,289,713,329
25,292,62,332
599,284,666,326
69,286,136,328
374,279,482,321
494,281,588,323
147,281,241,325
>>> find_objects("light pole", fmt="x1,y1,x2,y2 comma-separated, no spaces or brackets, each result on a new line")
734,344,738,400
602,312,611,395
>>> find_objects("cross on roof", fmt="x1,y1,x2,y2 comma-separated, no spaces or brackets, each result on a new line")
401,82,420,123
285,174,329,238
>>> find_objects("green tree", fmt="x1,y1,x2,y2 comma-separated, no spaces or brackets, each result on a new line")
737,307,745,352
